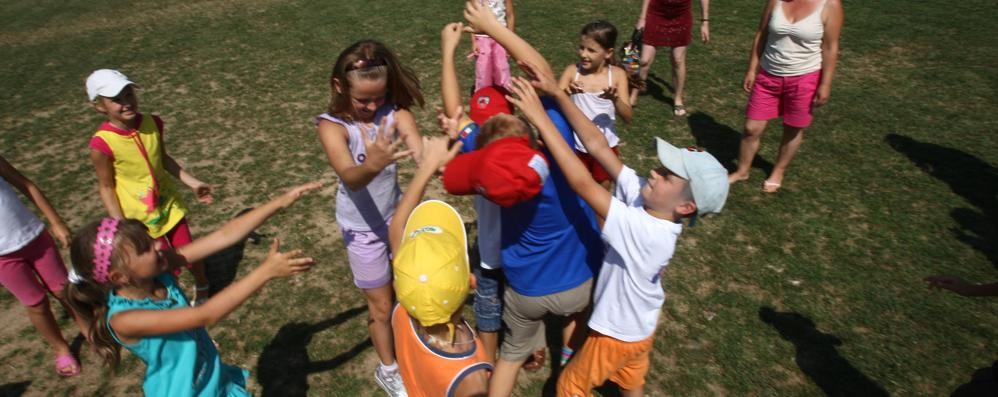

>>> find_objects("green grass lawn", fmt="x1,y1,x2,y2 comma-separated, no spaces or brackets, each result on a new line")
0,0,996,395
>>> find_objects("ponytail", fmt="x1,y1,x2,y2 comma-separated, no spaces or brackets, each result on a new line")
64,281,121,370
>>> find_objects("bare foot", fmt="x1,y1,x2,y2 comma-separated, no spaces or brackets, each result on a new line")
728,173,749,184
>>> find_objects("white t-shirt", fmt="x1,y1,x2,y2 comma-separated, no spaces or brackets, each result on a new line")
0,177,45,255
588,166,682,342
474,196,501,269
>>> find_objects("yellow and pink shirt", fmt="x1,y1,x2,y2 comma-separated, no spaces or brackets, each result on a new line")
90,114,187,238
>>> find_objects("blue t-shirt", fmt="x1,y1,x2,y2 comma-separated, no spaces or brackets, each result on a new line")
499,99,601,296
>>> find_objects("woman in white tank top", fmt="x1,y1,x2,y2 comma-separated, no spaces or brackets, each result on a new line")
729,0,843,193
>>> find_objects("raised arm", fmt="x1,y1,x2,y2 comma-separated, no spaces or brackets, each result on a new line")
388,137,462,252
0,155,71,247
744,0,778,93
175,182,321,263
813,0,843,107
111,238,314,340
441,22,467,123
464,0,554,81
506,78,611,218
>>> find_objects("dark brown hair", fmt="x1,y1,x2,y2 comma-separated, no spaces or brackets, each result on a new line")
580,20,620,66
64,219,152,370
327,40,424,120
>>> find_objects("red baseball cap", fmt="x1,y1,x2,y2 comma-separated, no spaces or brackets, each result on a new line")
469,85,513,125
443,136,550,207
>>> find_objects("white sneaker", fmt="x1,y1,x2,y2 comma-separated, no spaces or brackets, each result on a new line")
374,367,408,397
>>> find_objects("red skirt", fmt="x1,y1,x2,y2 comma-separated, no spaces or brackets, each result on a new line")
644,0,692,48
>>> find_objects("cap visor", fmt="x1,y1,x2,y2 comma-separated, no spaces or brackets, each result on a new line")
656,137,690,180
443,151,484,195
401,200,467,254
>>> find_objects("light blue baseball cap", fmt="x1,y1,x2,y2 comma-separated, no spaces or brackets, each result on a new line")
656,138,729,215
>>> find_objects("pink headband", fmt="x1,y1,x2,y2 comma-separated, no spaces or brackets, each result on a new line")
92,218,119,284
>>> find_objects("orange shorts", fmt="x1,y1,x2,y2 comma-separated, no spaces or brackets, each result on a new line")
556,332,654,396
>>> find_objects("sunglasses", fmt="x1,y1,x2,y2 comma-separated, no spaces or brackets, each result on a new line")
345,58,387,72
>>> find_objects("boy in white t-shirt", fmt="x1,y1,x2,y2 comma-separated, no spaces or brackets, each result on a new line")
504,68,729,396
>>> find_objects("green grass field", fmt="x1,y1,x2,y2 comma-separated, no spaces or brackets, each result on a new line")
0,0,996,395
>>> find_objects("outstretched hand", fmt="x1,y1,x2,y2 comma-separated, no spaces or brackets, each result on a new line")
437,106,465,140
924,275,973,296
192,182,214,204
442,22,464,52
274,181,323,208
364,118,413,172
600,86,619,101
261,238,315,279
516,60,560,96
505,77,549,128
419,136,463,174
463,0,500,34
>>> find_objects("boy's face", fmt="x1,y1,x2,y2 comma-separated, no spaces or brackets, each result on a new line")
93,85,139,127
642,167,696,216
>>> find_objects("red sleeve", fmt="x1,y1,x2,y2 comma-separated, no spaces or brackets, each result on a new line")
89,136,114,160
152,115,165,139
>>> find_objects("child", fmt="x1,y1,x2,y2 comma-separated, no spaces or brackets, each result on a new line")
460,4,606,393
469,0,515,91
315,39,424,397
387,135,493,397
0,154,88,377
86,69,213,305
505,68,729,396
558,20,633,190
64,182,320,396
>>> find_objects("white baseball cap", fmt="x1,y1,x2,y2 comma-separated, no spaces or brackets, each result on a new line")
85,69,134,101
656,137,729,215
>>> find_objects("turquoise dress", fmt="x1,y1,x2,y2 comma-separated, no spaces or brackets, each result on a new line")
107,274,249,397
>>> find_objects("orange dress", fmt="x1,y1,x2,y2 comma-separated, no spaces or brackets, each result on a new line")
391,304,492,397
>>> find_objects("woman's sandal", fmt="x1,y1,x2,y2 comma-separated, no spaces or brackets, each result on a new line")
673,104,688,117
762,180,782,193
55,353,81,377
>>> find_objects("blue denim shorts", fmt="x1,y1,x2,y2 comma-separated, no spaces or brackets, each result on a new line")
473,265,505,332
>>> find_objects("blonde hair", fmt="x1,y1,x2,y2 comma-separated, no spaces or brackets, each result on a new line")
475,114,537,149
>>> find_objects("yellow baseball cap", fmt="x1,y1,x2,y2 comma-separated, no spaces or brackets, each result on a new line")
393,200,470,328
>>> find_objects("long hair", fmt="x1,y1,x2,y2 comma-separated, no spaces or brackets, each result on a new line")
327,40,424,120
64,219,152,370
580,20,620,67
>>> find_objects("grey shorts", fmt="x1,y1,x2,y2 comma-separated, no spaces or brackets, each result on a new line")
499,278,592,362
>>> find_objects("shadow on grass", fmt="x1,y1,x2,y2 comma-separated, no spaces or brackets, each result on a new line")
885,134,998,267
645,73,675,107
759,307,888,396
202,208,265,296
688,111,772,174
257,306,370,397
952,360,998,396
0,381,30,397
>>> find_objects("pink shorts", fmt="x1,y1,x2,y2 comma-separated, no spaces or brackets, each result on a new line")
159,219,194,277
0,232,68,306
746,69,821,128
341,222,392,289
474,35,511,92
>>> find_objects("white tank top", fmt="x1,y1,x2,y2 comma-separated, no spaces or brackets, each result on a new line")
316,106,401,231
759,0,826,76
0,177,45,255
570,66,619,153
